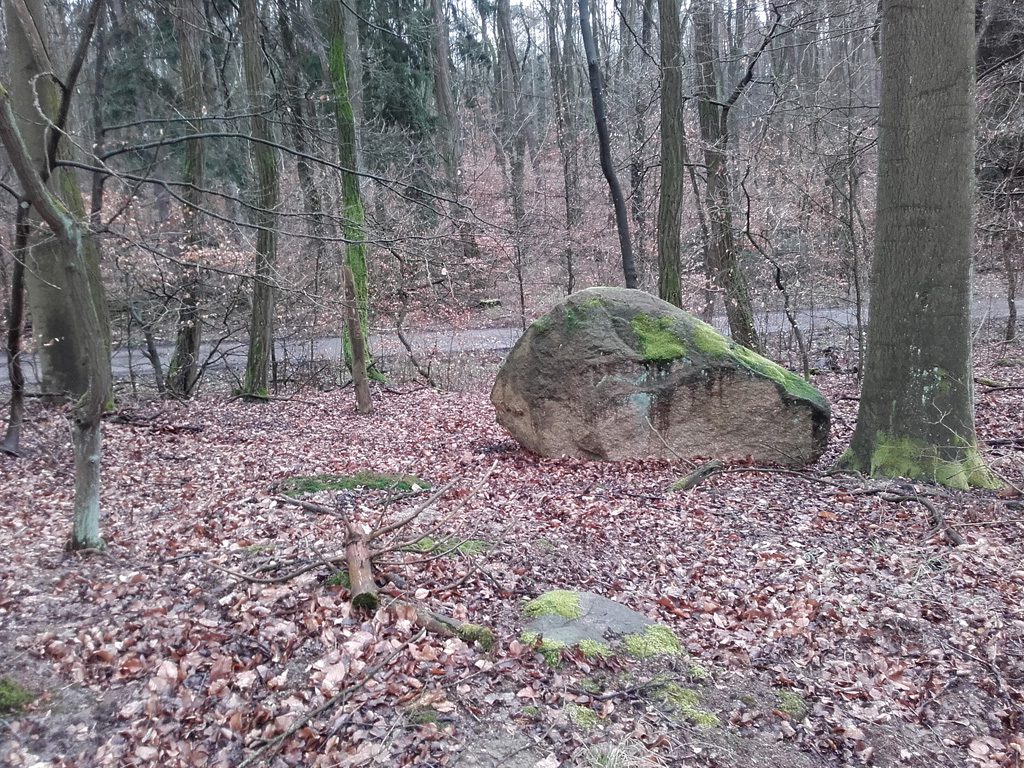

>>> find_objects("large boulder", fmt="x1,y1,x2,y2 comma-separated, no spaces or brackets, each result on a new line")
491,287,830,465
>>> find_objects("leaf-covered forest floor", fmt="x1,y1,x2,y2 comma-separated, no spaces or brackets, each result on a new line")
1,345,1022,768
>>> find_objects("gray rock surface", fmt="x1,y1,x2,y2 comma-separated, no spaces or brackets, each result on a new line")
491,287,830,465
523,591,653,647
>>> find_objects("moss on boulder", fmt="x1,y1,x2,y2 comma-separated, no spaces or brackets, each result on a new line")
492,287,830,465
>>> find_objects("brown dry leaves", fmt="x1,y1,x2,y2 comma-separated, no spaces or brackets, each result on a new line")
0,349,1021,767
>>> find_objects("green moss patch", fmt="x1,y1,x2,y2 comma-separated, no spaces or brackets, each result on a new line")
578,639,614,659
281,471,429,496
565,702,600,729
521,631,567,665
654,683,720,727
405,705,439,725
0,678,34,715
406,537,490,556
523,590,583,620
457,623,496,651
324,571,350,588
631,314,687,362
840,433,1001,490
690,321,828,411
775,689,809,721
623,624,682,659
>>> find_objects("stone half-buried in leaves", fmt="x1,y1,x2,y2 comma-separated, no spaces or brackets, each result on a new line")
490,287,831,465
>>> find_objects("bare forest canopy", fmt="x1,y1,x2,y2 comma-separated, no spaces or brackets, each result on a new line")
0,0,1020,399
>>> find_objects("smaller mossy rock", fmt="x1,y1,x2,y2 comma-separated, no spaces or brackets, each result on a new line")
492,287,830,465
521,590,681,663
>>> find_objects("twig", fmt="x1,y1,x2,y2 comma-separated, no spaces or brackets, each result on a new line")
275,495,340,516
237,628,427,767
366,481,457,543
644,416,697,469
956,519,1024,528
879,493,965,547
371,461,497,546
204,553,345,584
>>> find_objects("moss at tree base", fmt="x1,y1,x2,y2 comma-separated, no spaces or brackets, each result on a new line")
838,433,1002,490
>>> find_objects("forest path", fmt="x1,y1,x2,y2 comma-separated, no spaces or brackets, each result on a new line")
2,293,1015,388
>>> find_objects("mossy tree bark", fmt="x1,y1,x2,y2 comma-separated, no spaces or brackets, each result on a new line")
1,0,112,549
166,0,207,398
840,0,999,490
656,0,683,307
240,0,280,397
326,0,375,375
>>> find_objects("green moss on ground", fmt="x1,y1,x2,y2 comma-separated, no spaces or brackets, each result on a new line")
457,624,496,651
775,689,809,721
565,702,600,729
521,631,566,665
523,590,583,620
623,624,682,658
631,314,687,362
0,678,34,715
839,433,1002,490
324,571,350,588
688,663,711,682
406,537,490,556
281,471,429,496
405,705,439,725
654,683,720,727
578,639,614,659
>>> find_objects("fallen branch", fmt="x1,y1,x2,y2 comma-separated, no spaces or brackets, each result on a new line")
672,460,724,491
880,493,964,546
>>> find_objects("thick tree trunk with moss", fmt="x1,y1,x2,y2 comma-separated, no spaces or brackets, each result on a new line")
240,0,280,397
840,0,998,490
2,0,112,549
166,0,207,397
326,0,374,373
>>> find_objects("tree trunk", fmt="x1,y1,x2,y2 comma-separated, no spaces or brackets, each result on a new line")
1,0,112,547
277,0,331,324
166,0,207,397
547,0,582,294
840,0,998,490
429,0,479,266
693,0,758,350
578,0,637,288
326,0,374,375
2,210,28,455
343,266,373,415
240,0,280,397
656,0,684,307
1005,235,1018,342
